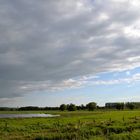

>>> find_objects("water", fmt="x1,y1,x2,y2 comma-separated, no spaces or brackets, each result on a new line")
0,114,60,118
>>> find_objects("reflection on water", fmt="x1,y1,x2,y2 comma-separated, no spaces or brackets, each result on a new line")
0,114,60,118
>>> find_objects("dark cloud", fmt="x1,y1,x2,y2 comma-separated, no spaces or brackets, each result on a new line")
0,0,140,99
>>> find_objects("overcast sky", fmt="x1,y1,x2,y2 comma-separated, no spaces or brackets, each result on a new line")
0,0,140,107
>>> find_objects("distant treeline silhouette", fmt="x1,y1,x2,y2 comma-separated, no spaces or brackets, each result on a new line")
105,102,140,110
0,102,140,111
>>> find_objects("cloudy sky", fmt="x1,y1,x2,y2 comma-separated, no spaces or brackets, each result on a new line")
0,0,140,107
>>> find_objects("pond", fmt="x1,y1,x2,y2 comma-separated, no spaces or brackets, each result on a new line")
0,114,60,118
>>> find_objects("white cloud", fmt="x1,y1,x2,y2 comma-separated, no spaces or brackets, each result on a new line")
124,20,140,38
98,13,109,21
130,0,140,7
89,73,140,85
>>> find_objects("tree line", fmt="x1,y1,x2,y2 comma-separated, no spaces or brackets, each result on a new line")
0,102,97,111
59,102,97,111
0,102,140,111
16,102,97,111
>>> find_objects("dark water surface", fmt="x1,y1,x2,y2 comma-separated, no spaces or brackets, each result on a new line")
0,114,60,118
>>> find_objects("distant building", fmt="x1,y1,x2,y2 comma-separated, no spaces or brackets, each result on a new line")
105,102,117,109
105,102,124,109
105,102,140,109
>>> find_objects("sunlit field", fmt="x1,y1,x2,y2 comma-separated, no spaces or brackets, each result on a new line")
0,110,140,140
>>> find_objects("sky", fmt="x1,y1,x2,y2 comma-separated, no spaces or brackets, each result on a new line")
0,0,140,107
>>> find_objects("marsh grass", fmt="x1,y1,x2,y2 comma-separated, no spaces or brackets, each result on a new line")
0,110,140,140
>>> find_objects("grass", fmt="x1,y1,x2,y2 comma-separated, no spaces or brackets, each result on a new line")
0,110,140,140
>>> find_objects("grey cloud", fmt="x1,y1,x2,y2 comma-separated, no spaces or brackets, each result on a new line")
0,0,140,99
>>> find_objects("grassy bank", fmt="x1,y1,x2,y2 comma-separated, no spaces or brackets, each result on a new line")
0,110,140,140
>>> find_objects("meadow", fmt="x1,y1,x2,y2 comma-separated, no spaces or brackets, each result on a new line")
0,110,140,140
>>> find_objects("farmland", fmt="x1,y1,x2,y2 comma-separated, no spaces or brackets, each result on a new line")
0,110,140,140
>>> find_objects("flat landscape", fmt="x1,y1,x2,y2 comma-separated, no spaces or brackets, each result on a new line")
1,1,140,140
0,110,140,140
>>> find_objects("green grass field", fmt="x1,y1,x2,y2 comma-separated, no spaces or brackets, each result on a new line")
0,110,140,140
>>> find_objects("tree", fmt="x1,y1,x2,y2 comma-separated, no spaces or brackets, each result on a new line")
115,103,124,110
125,102,135,110
76,104,86,110
80,104,86,110
86,102,97,111
67,103,77,111
59,104,67,111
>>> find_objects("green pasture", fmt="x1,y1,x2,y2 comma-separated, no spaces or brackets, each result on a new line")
0,110,140,140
